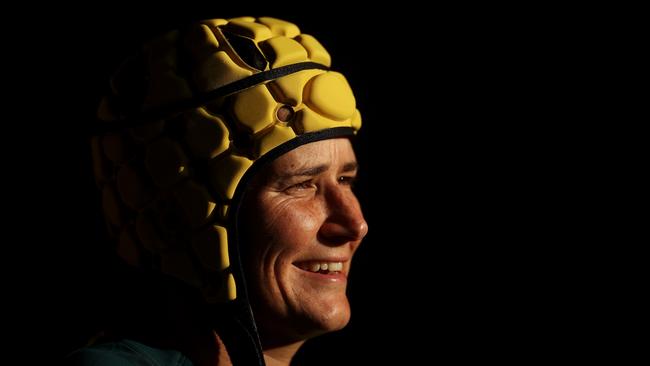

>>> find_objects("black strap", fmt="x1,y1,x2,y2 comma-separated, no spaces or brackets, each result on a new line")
94,61,329,134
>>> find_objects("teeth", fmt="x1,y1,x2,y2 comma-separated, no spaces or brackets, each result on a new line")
301,261,343,273
329,262,343,271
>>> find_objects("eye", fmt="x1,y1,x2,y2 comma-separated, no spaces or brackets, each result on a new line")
285,180,316,192
338,175,357,187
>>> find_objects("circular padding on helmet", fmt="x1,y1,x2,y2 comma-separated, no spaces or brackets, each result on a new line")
135,207,166,253
145,138,189,189
257,17,300,38
184,108,231,159
102,183,127,228
254,124,297,158
160,249,203,288
295,34,331,67
209,154,253,201
141,32,193,110
224,19,273,41
117,224,141,267
261,36,309,68
129,119,165,143
184,24,220,62
232,84,278,134
294,107,349,134
191,225,230,271
202,270,237,303
173,180,218,229
268,69,324,106
195,50,254,93
116,164,154,210
102,133,133,164
304,72,356,121
91,136,111,189
351,109,362,131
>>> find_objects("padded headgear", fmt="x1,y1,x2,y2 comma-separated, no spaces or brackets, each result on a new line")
91,16,361,365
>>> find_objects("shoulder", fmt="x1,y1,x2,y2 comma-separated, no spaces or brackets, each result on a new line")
64,339,194,366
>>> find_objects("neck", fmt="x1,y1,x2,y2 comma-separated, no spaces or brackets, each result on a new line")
263,341,305,366
182,330,232,366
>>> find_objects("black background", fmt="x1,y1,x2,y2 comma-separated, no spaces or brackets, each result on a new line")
10,2,604,364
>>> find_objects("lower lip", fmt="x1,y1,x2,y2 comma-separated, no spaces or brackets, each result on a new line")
295,266,347,283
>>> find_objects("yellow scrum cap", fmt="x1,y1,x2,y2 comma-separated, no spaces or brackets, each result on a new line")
92,16,361,306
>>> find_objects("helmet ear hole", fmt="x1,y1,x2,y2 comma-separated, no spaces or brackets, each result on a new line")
276,105,294,122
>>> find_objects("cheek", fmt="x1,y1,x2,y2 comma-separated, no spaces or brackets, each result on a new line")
264,200,323,248
244,199,324,281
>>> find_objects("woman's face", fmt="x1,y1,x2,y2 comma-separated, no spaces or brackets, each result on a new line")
240,138,368,344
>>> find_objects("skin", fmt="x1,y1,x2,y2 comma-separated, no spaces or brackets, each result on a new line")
239,137,369,365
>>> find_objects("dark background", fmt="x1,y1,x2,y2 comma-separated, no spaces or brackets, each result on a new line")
11,3,611,364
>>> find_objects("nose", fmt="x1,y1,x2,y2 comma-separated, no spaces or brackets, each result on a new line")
318,187,369,245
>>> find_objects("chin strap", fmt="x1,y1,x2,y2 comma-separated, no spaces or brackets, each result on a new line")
209,302,266,366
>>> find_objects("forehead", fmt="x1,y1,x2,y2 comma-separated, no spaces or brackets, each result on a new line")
270,138,356,172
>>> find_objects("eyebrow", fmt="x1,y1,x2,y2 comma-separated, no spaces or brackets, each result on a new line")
342,161,359,173
278,161,358,179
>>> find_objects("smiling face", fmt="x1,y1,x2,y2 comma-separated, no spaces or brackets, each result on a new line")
239,138,368,346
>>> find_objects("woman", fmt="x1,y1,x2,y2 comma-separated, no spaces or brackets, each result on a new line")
67,16,368,366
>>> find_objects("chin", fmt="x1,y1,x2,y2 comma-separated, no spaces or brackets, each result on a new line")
299,298,352,338
256,298,352,346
